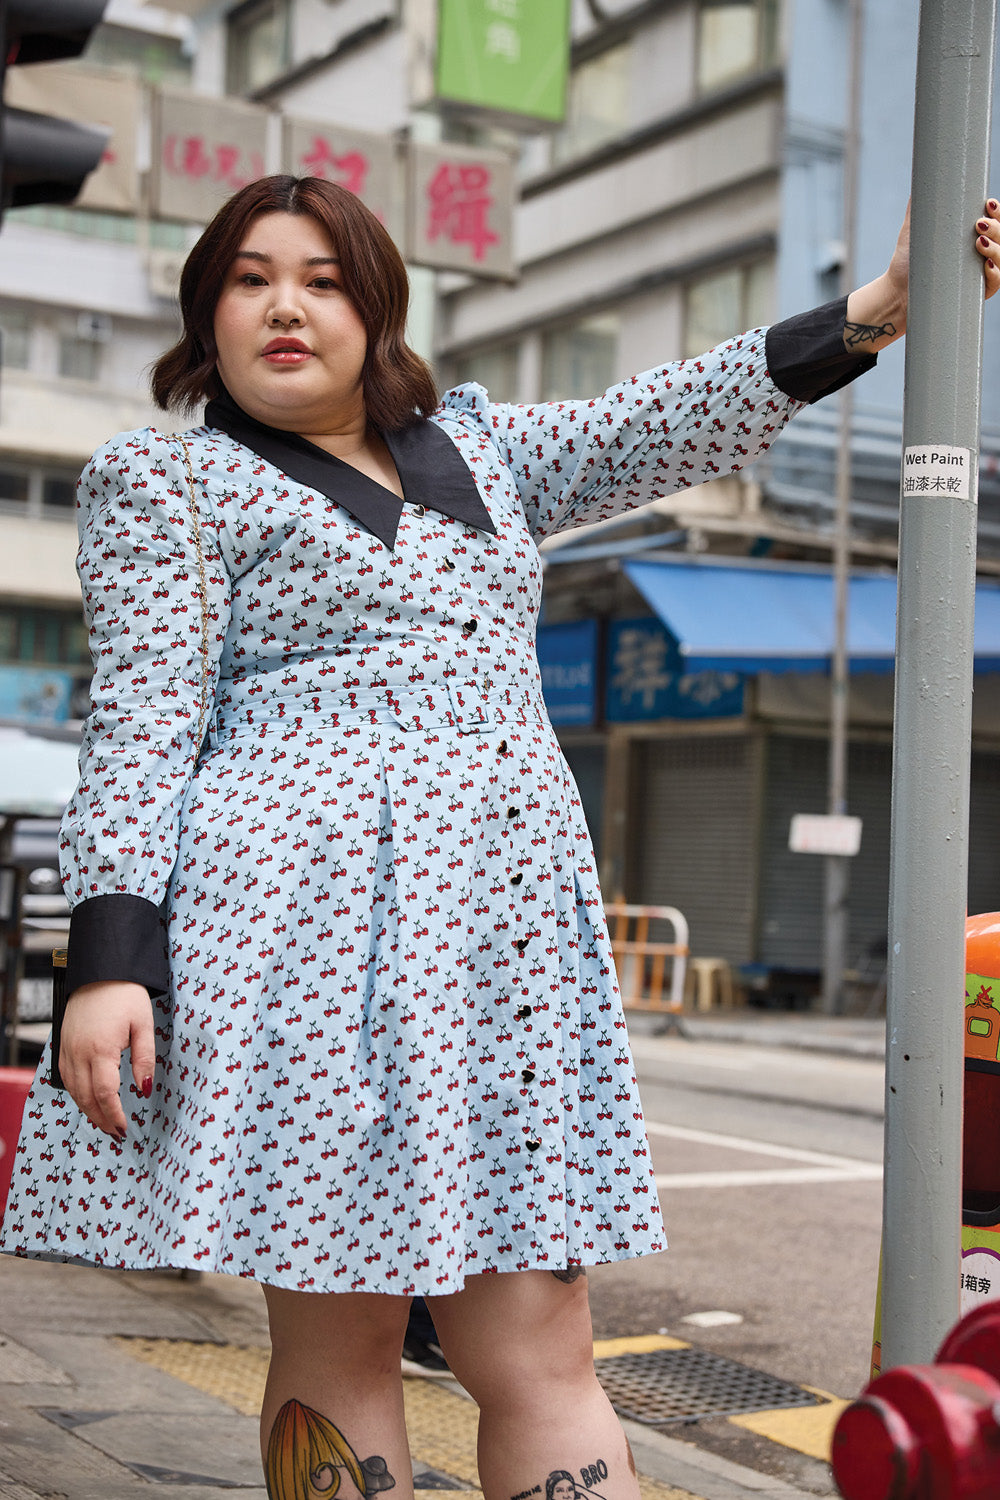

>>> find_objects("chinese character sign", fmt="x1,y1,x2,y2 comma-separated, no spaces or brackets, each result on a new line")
153,90,269,225
5,63,140,214
407,141,514,278
435,0,571,124
283,119,398,235
536,621,598,726
605,618,743,722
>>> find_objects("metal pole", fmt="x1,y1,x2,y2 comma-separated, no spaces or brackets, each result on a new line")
821,0,864,1016
882,0,996,1370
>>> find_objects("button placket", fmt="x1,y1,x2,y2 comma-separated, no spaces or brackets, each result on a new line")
500,732,541,1167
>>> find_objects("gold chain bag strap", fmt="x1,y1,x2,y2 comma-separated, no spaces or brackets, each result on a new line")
49,435,212,1087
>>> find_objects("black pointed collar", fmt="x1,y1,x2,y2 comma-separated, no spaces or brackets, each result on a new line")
203,390,496,551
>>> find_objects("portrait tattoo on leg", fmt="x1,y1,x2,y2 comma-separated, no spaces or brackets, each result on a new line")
265,1399,396,1500
551,1266,585,1284
512,1461,611,1500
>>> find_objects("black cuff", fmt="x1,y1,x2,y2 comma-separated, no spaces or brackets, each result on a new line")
765,294,878,404
66,893,169,999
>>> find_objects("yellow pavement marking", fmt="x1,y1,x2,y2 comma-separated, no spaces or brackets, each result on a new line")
402,1380,481,1486
114,1337,268,1417
728,1399,849,1462
592,1335,689,1357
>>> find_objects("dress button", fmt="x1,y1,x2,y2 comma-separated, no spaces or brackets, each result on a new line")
513,937,529,953
509,872,523,886
515,1005,532,1020
521,1068,535,1083
462,620,478,636
411,504,425,517
507,806,520,820
526,1139,541,1152
498,739,508,754
442,557,456,571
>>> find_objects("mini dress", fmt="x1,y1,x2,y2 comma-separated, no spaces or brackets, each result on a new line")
1,310,865,1294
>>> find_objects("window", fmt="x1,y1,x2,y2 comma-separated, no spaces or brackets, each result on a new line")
684,261,773,357
541,315,619,401
551,41,631,166
0,467,30,507
226,0,291,94
0,608,90,666
58,334,102,382
453,344,519,403
697,0,781,93
0,306,31,370
41,475,78,511
83,24,192,86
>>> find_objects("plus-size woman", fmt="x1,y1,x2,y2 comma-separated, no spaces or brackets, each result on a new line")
3,177,997,1500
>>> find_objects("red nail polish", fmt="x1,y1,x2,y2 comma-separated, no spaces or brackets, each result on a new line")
142,1076,153,1099
989,259,996,271
981,235,991,247
978,220,990,231
989,200,998,212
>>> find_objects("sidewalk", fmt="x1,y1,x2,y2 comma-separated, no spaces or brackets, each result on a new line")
625,1008,886,1062
0,1252,834,1500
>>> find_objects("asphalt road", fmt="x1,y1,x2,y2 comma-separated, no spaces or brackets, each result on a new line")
585,1022,886,1495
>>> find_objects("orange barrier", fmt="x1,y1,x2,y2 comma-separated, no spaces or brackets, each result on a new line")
604,903,689,1014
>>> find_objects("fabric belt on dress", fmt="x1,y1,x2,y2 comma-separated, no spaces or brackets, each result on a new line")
207,680,546,745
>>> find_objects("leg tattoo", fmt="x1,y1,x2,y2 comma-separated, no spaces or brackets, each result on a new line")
551,1266,586,1284
265,1399,396,1500
513,1461,610,1500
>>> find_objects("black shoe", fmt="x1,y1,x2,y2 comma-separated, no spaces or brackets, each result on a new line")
401,1333,451,1378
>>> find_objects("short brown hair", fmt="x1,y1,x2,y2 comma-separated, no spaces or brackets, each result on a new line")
151,175,437,431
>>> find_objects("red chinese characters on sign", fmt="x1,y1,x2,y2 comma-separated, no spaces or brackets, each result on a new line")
425,161,499,263
298,136,369,197
161,134,266,191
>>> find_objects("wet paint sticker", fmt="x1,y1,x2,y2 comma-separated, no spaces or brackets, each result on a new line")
902,444,972,499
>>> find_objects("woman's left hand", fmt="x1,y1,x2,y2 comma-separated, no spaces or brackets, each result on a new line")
846,196,1000,355
975,200,1000,300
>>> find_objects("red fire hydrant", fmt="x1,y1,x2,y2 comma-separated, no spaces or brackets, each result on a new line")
832,1302,1000,1498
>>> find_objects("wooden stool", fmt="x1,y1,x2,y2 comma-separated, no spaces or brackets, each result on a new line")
686,957,735,1011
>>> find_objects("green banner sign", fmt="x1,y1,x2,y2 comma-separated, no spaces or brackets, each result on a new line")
435,0,571,125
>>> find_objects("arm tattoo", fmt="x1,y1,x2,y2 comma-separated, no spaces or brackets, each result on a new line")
844,319,896,349
265,1399,395,1500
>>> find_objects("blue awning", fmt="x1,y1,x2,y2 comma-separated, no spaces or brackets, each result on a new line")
623,557,1000,675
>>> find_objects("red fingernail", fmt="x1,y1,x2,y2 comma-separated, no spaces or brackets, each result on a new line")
980,235,990,247
115,1128,127,1143
978,219,990,230
142,1076,153,1099
989,259,996,270
989,200,998,212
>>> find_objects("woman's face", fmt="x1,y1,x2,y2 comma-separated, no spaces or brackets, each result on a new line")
552,1481,575,1500
213,211,368,433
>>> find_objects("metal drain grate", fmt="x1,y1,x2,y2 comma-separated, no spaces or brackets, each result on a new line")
596,1348,823,1426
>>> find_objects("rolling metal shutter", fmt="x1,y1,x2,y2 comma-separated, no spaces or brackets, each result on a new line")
629,734,760,965
758,735,892,971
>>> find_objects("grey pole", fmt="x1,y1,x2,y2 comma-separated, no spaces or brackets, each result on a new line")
882,0,996,1370
821,0,864,1017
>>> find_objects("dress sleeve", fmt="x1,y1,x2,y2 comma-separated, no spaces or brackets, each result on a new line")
59,429,232,998
481,326,799,543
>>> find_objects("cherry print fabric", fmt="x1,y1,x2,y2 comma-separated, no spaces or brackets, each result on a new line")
2,330,803,1293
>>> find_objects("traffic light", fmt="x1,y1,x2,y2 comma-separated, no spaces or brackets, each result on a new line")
1,0,109,214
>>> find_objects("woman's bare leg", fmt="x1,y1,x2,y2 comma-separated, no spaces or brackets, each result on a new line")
427,1272,638,1500
261,1287,414,1500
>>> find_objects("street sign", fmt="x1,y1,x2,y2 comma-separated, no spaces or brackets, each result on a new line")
152,88,269,225
406,139,515,278
789,813,863,857
435,0,571,126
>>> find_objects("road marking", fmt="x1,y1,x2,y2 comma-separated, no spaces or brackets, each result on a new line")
729,1398,850,1461
644,1118,880,1172
655,1165,881,1189
593,1333,689,1356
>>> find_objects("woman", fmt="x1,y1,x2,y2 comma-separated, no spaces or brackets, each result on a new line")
3,176,998,1499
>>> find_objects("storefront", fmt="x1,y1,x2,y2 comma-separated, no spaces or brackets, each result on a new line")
537,556,1000,996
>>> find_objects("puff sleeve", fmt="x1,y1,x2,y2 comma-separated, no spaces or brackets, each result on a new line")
58,428,232,998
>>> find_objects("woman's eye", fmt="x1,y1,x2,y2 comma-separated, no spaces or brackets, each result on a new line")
238,273,267,287
310,277,339,290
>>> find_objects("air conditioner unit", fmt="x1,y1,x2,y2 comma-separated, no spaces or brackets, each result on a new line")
76,310,112,343
147,249,186,300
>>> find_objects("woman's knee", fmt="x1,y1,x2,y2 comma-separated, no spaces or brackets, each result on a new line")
429,1271,597,1406
264,1286,410,1375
